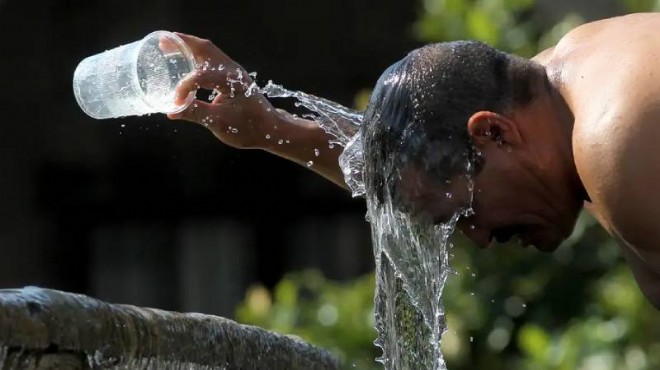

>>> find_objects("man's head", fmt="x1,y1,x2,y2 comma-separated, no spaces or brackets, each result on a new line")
362,41,585,251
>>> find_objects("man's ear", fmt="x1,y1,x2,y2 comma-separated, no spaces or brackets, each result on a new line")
466,111,522,148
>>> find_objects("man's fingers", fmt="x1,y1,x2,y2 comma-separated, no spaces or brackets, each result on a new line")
174,69,224,104
173,32,208,51
173,32,232,65
168,100,217,125
175,66,252,105
158,36,179,55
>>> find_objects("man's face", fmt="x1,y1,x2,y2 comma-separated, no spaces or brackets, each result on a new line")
394,154,582,251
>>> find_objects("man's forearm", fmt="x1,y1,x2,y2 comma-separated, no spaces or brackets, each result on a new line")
261,110,351,190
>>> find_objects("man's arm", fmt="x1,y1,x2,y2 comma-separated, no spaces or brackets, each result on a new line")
617,239,660,309
265,109,350,188
168,33,350,189
582,99,660,309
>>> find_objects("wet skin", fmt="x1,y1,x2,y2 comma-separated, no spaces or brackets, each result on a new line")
397,13,660,307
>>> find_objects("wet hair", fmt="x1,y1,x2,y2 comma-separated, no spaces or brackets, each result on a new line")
362,41,546,204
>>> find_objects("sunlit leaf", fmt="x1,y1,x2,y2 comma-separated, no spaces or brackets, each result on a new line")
518,324,550,362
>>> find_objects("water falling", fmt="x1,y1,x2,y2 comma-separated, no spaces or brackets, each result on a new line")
260,80,363,147
258,76,466,369
259,81,366,197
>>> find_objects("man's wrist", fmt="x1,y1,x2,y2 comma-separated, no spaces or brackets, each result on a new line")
258,109,293,151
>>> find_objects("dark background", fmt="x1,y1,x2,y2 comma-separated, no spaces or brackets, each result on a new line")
0,0,422,317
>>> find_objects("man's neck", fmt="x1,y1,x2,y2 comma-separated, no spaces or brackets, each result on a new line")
543,79,590,202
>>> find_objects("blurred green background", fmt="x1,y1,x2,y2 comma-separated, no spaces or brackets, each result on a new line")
237,1,660,369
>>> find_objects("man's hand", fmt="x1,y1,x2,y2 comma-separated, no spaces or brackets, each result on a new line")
167,32,348,189
168,33,278,149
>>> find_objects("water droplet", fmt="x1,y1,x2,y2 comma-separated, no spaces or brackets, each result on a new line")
328,144,335,149
120,124,126,128
231,128,239,134
285,140,290,144
314,149,320,157
278,139,284,144
307,161,314,167
445,192,453,199
265,134,271,139
469,224,476,230
193,103,198,108
470,336,474,342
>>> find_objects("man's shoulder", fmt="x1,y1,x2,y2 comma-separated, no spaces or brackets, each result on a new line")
575,104,660,248
575,105,659,191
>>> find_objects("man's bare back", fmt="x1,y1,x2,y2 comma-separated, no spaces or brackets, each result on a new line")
540,13,660,306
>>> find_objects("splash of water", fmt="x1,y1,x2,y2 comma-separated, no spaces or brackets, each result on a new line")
257,80,365,197
259,80,458,369
260,81,363,147
368,194,460,370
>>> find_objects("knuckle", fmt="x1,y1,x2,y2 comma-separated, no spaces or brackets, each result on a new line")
199,38,214,48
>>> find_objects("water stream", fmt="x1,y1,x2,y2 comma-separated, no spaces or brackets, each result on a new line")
261,81,458,369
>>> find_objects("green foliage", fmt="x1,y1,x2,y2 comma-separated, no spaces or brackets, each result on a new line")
237,215,660,369
235,270,381,369
237,1,660,369
442,212,660,370
415,0,583,57
623,0,660,12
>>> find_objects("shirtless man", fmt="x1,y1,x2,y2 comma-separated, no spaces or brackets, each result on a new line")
168,13,660,308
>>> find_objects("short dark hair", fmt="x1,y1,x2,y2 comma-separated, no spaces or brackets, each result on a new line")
362,41,545,204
